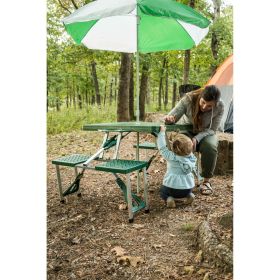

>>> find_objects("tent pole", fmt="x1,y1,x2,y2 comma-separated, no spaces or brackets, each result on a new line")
136,51,140,122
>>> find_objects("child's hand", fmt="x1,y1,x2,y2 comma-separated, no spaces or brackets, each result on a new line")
160,125,166,132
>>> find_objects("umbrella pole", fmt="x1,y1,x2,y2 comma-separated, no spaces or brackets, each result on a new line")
136,51,140,123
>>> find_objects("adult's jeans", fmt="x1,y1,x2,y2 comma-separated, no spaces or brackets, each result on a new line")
183,132,218,179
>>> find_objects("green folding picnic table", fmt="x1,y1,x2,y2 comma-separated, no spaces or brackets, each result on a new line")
52,122,193,222
83,121,192,165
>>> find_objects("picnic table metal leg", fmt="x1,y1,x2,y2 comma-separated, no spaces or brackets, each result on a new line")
113,132,122,159
55,165,65,203
74,167,82,197
99,132,109,159
126,173,134,223
136,132,140,194
143,167,149,213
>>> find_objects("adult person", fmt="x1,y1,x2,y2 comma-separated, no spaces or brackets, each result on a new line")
164,85,224,195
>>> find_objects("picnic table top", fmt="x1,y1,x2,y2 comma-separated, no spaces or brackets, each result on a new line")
82,122,192,133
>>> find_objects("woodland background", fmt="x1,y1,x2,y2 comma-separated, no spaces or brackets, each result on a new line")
47,0,233,134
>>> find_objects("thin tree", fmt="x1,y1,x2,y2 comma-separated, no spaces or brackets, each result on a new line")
139,61,149,121
183,0,195,84
91,61,101,106
117,53,131,121
172,78,177,108
158,57,166,110
164,59,169,109
109,78,113,105
211,0,221,72
103,77,108,106
129,58,135,120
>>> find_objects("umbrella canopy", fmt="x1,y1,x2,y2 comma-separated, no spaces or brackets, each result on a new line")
62,0,210,53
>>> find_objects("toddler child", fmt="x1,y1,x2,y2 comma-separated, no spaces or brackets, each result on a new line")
157,125,197,208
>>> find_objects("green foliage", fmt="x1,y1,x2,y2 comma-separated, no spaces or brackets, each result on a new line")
47,105,117,135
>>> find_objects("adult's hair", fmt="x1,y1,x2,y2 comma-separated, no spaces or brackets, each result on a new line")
190,85,221,132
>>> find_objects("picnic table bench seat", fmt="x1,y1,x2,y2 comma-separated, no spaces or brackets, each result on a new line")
52,154,149,222
52,154,91,167
95,159,148,174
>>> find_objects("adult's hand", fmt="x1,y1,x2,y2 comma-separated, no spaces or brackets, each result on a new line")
192,138,197,152
164,115,176,124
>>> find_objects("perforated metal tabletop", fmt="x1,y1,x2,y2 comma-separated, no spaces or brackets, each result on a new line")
83,122,192,133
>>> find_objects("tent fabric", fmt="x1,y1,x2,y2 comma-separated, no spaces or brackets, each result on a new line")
206,54,233,87
207,54,233,133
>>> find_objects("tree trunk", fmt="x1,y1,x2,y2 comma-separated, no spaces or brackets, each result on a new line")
78,91,82,109
146,79,151,105
117,53,131,122
114,75,118,102
129,58,135,120
73,90,76,109
47,86,49,112
66,92,69,108
91,61,101,106
91,89,95,105
172,79,177,108
85,88,88,106
158,58,166,110
109,78,113,105
55,88,60,112
164,59,168,109
211,0,221,72
139,61,149,121
183,0,195,84
183,49,191,84
103,77,107,106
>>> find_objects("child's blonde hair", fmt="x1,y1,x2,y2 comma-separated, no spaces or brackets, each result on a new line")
171,133,193,156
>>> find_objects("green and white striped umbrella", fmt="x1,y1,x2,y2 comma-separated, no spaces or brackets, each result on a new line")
63,0,210,53
62,0,210,120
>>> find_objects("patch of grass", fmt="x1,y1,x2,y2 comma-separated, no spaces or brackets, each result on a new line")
47,105,117,135
47,102,170,135
181,223,195,232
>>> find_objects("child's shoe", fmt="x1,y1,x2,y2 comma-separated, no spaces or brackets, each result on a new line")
185,193,195,205
166,196,176,208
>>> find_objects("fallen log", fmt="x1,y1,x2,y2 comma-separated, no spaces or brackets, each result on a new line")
197,221,233,272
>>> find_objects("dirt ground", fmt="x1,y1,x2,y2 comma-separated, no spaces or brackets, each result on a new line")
47,130,233,280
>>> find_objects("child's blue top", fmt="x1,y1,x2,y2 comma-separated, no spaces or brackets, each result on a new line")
157,131,197,190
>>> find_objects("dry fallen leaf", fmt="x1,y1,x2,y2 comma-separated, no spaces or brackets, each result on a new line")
119,203,128,210
203,272,211,280
117,255,144,267
184,265,194,275
152,244,164,250
132,224,145,229
71,236,81,244
111,246,126,257
194,250,203,263
117,256,129,266
154,169,160,174
128,256,144,267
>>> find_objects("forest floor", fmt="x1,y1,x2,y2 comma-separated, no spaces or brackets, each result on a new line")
47,130,233,280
